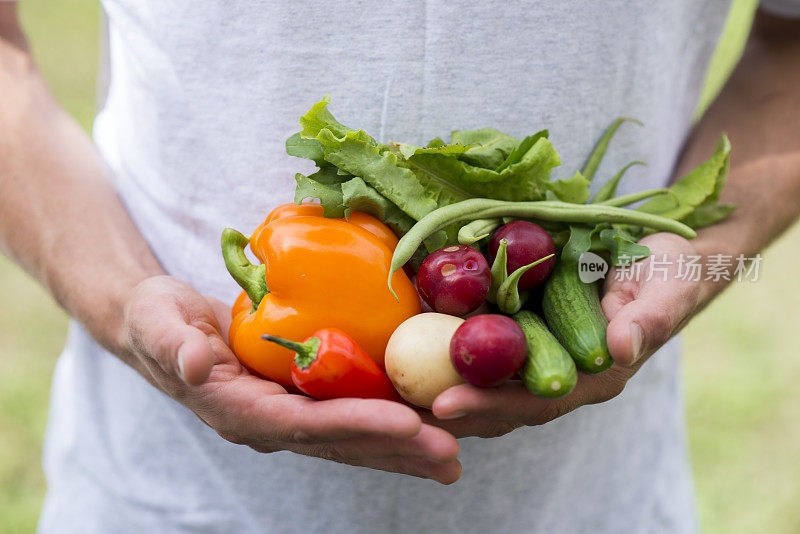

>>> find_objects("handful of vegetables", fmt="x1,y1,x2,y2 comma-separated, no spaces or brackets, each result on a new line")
222,96,733,406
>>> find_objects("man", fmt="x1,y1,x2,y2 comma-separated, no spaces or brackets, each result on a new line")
1,1,798,532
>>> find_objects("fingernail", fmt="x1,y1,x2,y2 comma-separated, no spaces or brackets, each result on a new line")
177,349,187,382
438,411,466,420
630,322,644,364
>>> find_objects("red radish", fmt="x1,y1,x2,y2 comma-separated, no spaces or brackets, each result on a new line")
488,221,556,290
417,245,491,316
449,314,527,387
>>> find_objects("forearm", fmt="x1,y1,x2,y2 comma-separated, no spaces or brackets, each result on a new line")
674,11,800,306
0,27,163,357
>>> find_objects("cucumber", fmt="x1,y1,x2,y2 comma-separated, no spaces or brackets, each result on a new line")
542,257,613,374
513,310,578,398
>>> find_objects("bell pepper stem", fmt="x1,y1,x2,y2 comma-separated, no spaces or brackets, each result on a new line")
261,335,322,369
221,228,269,311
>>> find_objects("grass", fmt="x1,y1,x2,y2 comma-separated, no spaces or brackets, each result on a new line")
0,1,98,532
2,0,799,532
685,223,800,533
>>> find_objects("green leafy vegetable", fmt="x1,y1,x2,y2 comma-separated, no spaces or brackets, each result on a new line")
637,134,731,220
680,202,737,229
404,135,562,202
452,128,520,169
286,97,734,272
340,177,417,236
293,167,349,218
591,161,646,203
581,117,642,181
561,225,596,263
388,141,473,160
285,133,327,166
315,128,440,220
544,170,591,204
598,227,650,265
298,95,354,140
495,130,548,172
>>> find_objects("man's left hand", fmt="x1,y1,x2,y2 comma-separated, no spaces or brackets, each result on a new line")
428,232,701,438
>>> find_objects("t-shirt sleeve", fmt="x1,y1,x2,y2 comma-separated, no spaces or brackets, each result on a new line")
760,0,800,17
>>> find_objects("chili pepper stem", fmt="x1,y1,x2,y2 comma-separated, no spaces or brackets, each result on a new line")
261,334,321,369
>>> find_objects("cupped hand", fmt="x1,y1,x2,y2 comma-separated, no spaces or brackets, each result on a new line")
428,232,700,438
120,275,461,483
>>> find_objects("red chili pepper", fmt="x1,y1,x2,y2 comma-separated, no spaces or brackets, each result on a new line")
261,328,401,401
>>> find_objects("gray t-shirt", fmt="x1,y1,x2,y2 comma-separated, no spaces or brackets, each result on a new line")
37,1,742,532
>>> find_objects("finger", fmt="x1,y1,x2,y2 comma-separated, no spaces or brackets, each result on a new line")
282,397,423,441
431,370,631,427
349,456,462,485
239,393,424,443
432,381,560,426
601,273,639,320
250,440,462,483
126,296,214,385
204,295,233,344
176,328,215,386
289,424,460,463
605,274,699,366
419,410,523,439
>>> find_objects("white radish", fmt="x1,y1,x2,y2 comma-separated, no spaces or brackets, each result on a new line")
384,313,465,408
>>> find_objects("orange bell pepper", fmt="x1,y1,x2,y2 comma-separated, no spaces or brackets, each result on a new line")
250,202,400,252
222,204,420,386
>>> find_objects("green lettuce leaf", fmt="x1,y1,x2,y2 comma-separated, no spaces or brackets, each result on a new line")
298,95,355,140
406,135,563,202
340,177,416,237
286,132,327,166
340,176,443,259
388,141,473,160
495,130,548,172
293,167,350,217
451,128,520,169
315,128,440,220
544,170,591,204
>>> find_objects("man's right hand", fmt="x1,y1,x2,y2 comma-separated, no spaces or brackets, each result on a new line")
120,275,462,484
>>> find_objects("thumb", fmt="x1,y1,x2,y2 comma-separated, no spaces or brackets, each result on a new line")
604,277,699,367
124,281,215,387
174,326,215,386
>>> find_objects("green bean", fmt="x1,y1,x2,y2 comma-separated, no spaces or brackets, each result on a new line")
598,188,677,207
387,198,696,296
457,218,502,245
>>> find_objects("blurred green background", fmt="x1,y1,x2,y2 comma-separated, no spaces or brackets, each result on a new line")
1,0,799,532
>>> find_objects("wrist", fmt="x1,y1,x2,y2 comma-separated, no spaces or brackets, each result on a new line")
49,258,164,358
690,228,752,309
